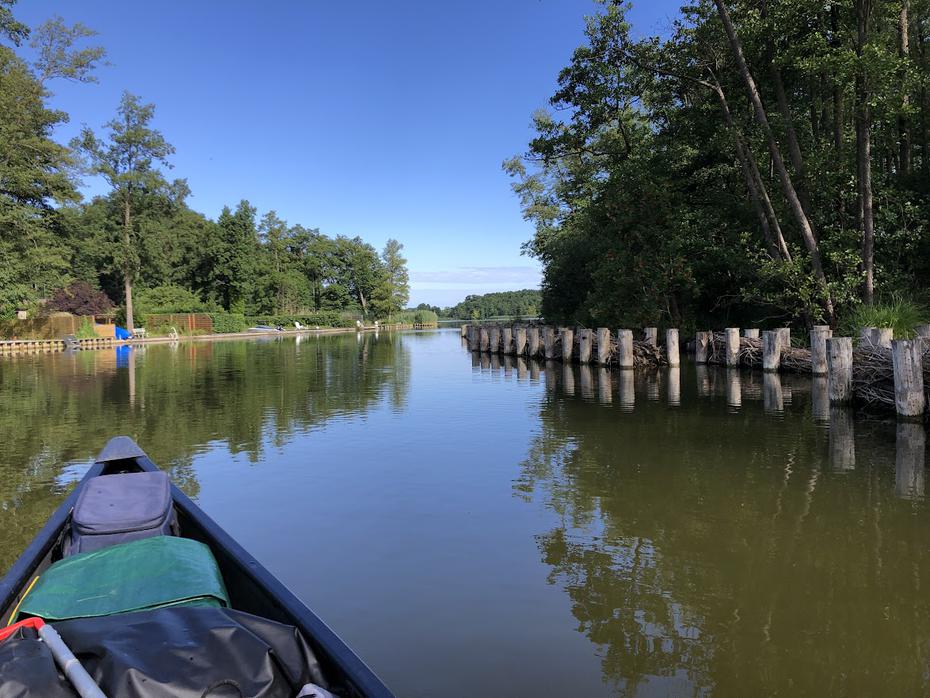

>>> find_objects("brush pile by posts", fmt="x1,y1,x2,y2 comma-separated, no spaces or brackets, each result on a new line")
462,322,930,421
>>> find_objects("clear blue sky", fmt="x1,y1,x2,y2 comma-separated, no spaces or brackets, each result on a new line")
17,1,681,307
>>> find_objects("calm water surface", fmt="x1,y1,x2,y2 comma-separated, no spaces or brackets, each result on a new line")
1,330,927,696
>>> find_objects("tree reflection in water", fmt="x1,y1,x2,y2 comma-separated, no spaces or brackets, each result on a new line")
517,362,930,696
0,332,410,572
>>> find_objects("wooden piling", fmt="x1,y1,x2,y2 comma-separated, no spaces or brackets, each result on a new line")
725,328,740,367
694,331,710,364
875,327,893,348
467,325,479,351
460,325,467,337
915,324,930,339
643,327,658,347
859,326,876,347
809,325,832,375
778,327,791,348
488,325,501,353
743,329,760,339
666,329,680,367
762,330,782,372
891,340,926,420
528,327,541,357
502,326,514,354
479,326,490,352
561,328,575,363
616,330,634,369
577,329,593,364
596,328,611,366
543,327,558,360
514,326,527,356
826,337,853,403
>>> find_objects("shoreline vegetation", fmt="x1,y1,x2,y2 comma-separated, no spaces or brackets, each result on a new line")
505,1,930,334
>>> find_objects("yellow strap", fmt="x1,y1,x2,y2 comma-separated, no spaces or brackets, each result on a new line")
7,575,39,625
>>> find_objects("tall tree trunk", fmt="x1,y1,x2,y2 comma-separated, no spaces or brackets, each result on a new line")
713,0,835,323
123,194,134,333
899,0,912,176
857,0,876,305
920,8,929,174
716,84,791,261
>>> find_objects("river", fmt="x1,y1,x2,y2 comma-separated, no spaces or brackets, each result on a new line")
1,329,927,696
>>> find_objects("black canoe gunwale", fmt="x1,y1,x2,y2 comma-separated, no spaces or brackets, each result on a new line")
0,438,394,698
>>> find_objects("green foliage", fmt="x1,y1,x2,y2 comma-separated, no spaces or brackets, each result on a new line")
134,285,212,315
74,317,97,339
837,294,929,341
447,290,541,320
47,281,113,315
391,309,438,325
208,312,248,334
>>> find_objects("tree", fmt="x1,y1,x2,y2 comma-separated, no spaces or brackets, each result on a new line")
381,239,409,316
73,92,174,331
46,280,113,315
210,201,257,312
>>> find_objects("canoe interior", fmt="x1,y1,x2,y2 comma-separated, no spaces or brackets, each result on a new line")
0,451,393,698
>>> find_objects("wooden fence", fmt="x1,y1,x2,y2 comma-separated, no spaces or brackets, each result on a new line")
144,313,213,334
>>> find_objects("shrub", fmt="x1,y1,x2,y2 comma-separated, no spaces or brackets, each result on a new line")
134,285,214,315
75,318,98,339
47,281,114,316
388,310,438,324
209,312,248,334
837,293,929,341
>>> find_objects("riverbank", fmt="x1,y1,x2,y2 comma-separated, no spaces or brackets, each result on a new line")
0,323,435,356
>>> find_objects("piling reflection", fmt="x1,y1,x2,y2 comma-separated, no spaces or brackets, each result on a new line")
725,368,741,411
579,365,594,401
562,364,576,397
696,365,711,398
763,372,783,415
618,370,635,412
811,376,830,423
596,368,612,405
829,406,856,471
895,423,926,499
667,367,681,407
517,372,930,695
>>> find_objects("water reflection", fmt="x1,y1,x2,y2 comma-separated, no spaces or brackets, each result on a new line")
618,370,635,412
896,423,926,499
597,368,612,405
0,332,411,572
829,407,856,471
763,372,783,415
667,367,681,407
725,368,741,411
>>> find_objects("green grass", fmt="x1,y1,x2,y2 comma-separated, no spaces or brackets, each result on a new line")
837,293,929,341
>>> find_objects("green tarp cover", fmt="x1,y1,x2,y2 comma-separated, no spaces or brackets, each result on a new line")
17,536,229,622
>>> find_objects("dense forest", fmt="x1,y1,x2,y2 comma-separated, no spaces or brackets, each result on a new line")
427,289,542,319
0,2,409,329
507,0,930,332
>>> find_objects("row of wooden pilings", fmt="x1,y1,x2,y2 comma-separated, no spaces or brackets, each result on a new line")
462,323,930,423
0,337,121,355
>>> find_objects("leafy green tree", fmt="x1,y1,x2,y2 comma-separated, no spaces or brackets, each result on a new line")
210,201,257,312
380,239,409,317
73,92,174,331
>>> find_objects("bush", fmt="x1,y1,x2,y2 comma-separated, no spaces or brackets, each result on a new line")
389,310,438,324
209,312,248,334
244,311,345,328
75,318,97,339
47,281,114,316
134,285,214,315
837,293,929,341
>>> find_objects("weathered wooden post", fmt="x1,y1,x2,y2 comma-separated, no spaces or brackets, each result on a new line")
467,325,479,351
666,329,680,367
859,326,876,347
725,328,740,367
875,327,893,348
488,325,501,353
616,330,634,369
762,330,782,372
561,327,575,363
743,329,760,339
778,327,791,348
479,326,490,352
643,327,658,347
578,328,593,364
460,324,467,337
543,327,558,360
596,328,611,366
694,331,710,364
501,326,514,354
809,325,832,375
892,340,926,420
514,326,527,356
527,327,541,357
895,422,926,499
826,337,853,403
667,367,681,407
915,324,930,339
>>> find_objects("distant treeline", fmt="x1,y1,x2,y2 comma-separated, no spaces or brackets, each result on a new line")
415,289,540,320
506,0,930,331
0,5,408,328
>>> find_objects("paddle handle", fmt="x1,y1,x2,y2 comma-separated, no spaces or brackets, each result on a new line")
37,623,107,698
